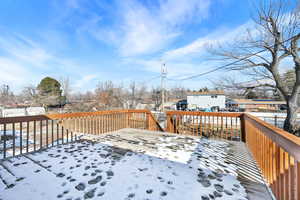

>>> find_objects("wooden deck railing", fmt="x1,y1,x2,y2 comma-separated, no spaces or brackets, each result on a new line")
166,111,300,200
0,115,78,159
1,109,299,199
0,110,162,159
166,111,243,141
242,114,300,200
47,109,163,134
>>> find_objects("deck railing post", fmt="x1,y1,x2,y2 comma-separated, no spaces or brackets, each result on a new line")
146,112,151,130
240,114,247,142
166,113,174,133
126,111,130,128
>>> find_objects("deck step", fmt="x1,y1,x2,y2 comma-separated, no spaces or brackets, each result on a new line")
2,156,54,180
0,163,16,190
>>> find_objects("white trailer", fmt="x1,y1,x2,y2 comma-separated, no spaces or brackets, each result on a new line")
187,91,225,110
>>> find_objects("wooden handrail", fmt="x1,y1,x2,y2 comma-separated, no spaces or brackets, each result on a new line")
0,115,50,123
243,113,300,159
242,113,300,199
166,111,243,117
46,109,150,119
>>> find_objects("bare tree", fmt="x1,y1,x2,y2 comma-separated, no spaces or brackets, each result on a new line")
95,81,126,109
168,86,187,100
128,81,147,109
129,81,137,109
211,0,300,135
213,77,275,99
150,87,161,111
19,85,37,104
0,84,15,105
59,77,71,101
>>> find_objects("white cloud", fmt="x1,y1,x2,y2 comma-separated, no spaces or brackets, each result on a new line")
0,30,88,72
75,0,212,57
124,58,202,78
159,0,210,26
0,30,98,92
0,32,53,67
74,74,98,89
0,57,30,84
163,21,255,61
118,0,211,56
122,21,258,81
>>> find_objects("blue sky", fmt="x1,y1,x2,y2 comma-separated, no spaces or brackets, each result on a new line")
0,0,260,93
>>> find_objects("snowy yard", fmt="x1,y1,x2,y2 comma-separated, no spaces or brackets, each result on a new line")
0,128,269,200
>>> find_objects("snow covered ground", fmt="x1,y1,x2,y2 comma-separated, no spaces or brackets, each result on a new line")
247,112,300,128
0,128,263,200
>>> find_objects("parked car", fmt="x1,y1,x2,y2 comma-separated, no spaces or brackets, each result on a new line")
176,100,187,111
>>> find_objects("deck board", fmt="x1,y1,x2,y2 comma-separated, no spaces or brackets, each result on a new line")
0,128,273,200
226,141,274,200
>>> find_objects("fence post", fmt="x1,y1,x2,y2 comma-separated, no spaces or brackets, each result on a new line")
126,111,130,128
166,113,174,133
146,112,151,130
240,114,247,142
274,115,278,127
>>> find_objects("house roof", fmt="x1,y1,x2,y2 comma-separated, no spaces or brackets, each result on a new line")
187,90,225,96
228,99,286,105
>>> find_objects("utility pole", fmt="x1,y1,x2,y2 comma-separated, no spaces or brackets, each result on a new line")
161,63,167,112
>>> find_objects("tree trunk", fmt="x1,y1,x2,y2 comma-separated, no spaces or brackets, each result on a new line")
284,99,300,136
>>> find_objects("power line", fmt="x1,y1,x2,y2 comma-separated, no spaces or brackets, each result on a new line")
169,35,298,81
139,75,161,84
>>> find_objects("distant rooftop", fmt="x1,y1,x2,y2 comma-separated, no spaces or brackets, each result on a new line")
229,99,286,105
187,90,225,96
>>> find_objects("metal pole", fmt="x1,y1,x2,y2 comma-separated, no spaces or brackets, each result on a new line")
161,63,167,112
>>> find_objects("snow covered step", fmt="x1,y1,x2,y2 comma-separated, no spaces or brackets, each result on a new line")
0,177,6,192
0,163,16,189
1,156,53,180
0,156,65,200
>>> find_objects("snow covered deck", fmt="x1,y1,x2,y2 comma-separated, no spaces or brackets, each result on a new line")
0,128,272,200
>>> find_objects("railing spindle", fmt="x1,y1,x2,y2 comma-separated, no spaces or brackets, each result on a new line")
33,120,36,151
26,121,29,153
12,123,15,156
51,120,54,147
46,120,48,148
3,123,7,159
20,122,22,155
40,120,43,150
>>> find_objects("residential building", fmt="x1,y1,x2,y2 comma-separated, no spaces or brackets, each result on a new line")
0,106,45,117
187,91,226,110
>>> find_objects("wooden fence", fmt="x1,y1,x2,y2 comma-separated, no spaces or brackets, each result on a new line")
0,110,162,160
166,111,300,200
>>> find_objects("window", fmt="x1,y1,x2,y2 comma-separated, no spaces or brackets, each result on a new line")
211,95,218,98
